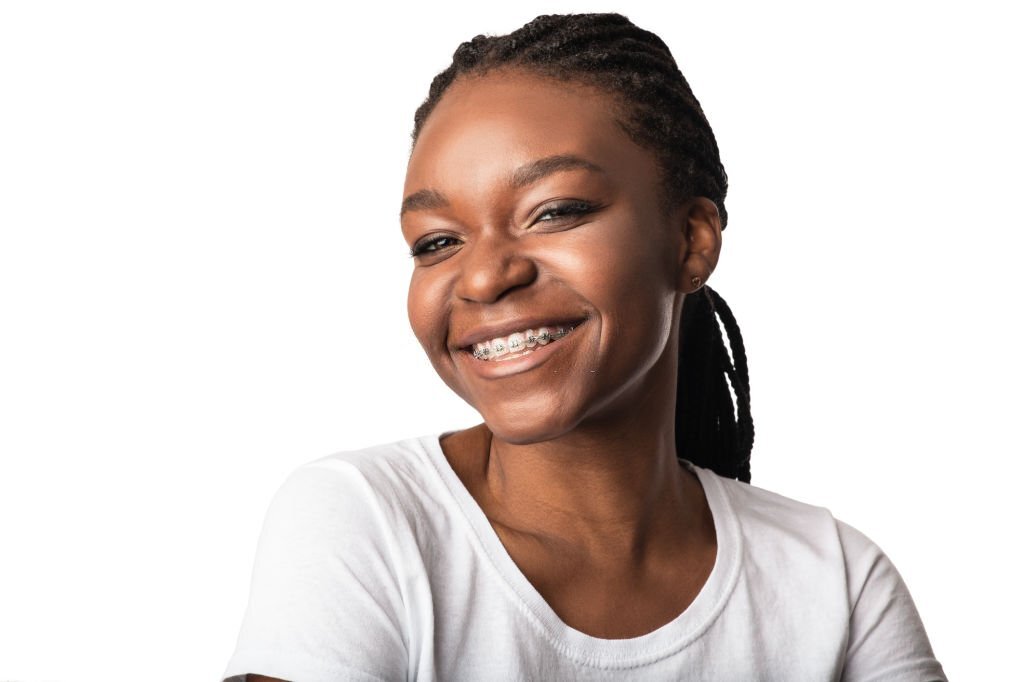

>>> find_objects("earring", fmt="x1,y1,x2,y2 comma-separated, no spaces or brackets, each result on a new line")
691,275,702,290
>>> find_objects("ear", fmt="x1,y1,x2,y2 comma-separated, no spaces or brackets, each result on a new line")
674,197,722,293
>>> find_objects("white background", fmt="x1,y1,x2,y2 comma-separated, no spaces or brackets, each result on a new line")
1,1,1019,680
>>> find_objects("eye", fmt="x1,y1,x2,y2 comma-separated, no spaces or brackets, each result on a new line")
409,234,462,258
534,199,599,224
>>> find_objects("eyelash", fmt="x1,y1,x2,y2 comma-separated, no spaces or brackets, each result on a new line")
408,200,598,258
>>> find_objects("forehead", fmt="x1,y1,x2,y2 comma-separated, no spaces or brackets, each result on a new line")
404,70,658,198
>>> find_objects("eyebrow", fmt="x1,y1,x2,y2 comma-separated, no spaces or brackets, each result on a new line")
400,153,605,218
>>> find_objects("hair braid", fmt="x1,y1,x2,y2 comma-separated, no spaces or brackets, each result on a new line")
410,13,754,482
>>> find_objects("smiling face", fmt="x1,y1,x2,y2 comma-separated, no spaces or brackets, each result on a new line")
401,69,719,444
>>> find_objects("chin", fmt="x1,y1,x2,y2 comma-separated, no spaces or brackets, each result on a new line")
480,407,580,445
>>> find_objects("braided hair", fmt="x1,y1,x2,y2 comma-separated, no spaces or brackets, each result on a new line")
410,12,754,483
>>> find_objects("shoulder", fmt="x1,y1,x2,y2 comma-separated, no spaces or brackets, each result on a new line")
269,433,440,525
693,465,888,592
222,437,436,681
695,467,946,679
290,433,430,488
248,432,451,582
702,468,845,551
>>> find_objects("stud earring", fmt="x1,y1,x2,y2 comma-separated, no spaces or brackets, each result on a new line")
691,275,702,290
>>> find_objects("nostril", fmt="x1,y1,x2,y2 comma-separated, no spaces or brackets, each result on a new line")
454,251,539,304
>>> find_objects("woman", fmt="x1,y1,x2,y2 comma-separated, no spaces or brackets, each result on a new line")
223,13,945,681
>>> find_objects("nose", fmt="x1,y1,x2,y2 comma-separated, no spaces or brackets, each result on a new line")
454,231,538,303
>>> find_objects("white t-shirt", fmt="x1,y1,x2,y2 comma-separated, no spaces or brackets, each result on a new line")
221,431,946,681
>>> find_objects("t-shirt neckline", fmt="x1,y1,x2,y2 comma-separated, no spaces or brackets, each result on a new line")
415,429,743,669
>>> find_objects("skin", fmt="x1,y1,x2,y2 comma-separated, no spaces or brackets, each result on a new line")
246,68,724,680
402,69,723,638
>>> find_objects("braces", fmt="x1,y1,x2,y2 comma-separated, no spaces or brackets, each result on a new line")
471,325,575,360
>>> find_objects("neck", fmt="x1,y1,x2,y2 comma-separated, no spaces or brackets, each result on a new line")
472,344,698,567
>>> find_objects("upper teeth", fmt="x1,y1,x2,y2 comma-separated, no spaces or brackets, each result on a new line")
471,324,577,360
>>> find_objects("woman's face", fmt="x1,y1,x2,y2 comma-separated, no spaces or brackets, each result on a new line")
401,69,718,443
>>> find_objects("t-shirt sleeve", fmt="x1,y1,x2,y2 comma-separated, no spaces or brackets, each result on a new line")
837,519,947,682
221,462,408,682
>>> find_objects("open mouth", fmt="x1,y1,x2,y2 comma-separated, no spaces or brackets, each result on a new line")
462,318,587,361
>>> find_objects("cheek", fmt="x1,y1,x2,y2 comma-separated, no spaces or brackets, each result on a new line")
406,272,447,350
558,220,676,364
560,220,671,311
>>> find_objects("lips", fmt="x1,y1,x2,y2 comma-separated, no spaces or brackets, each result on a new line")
455,317,587,379
452,315,590,352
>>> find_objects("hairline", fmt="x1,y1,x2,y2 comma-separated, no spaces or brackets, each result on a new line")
412,64,684,222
